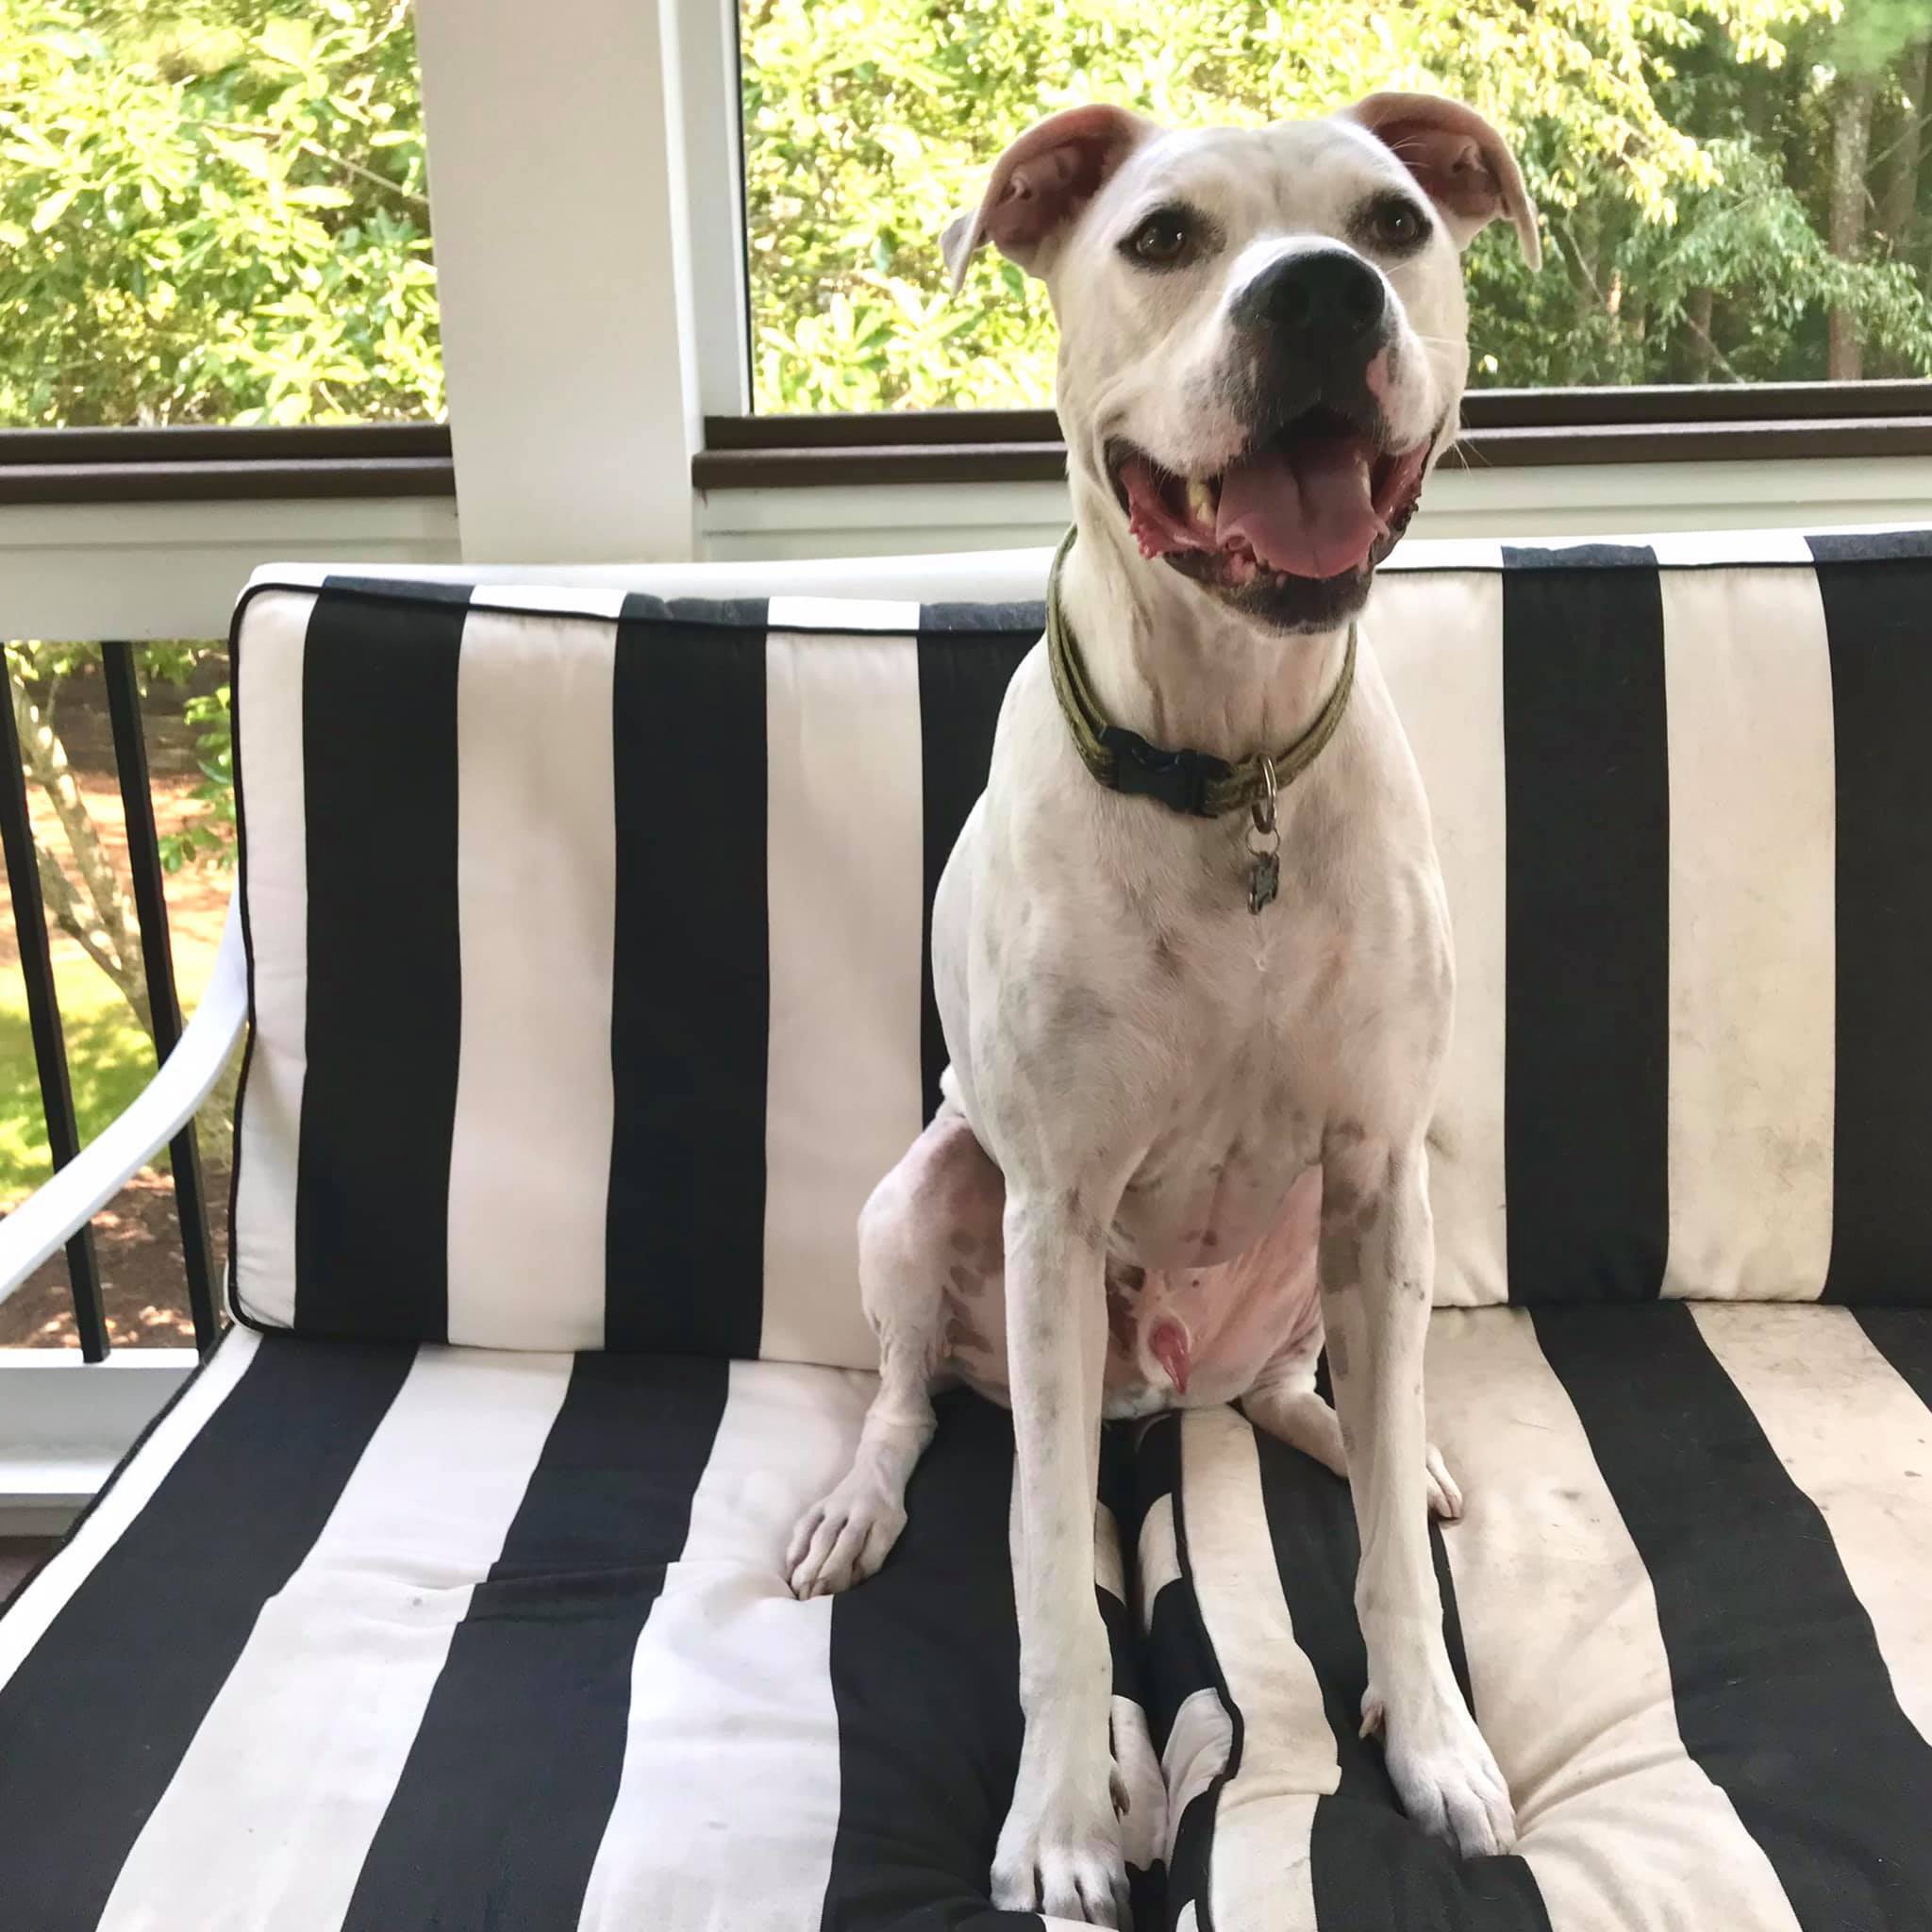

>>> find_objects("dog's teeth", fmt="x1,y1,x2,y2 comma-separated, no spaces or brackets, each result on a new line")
1186,476,1216,525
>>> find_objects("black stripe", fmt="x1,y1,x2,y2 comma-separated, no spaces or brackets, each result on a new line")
1250,1425,1553,1932
342,1353,729,1930
0,1336,411,1930
1096,1422,1168,1927
916,617,1033,1123
1855,1307,1932,1408
1533,1303,1932,1925
1810,539,1932,1303
818,1390,1035,1931
1138,1416,1224,1757
1807,528,1932,565
607,600,770,1356
294,583,464,1339
1155,1410,1243,1932
1501,545,1670,1302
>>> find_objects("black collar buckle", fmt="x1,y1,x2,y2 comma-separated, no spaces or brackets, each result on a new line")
1099,724,1232,820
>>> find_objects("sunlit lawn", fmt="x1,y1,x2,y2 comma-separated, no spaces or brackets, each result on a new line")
0,967,160,1208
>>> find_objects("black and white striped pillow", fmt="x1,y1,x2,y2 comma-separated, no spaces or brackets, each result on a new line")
230,578,1036,1356
227,530,1932,1354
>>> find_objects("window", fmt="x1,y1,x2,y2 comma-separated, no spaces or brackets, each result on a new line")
738,0,1932,413
1,0,439,427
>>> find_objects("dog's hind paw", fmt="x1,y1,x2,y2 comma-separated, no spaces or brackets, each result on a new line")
785,1472,908,1599
1425,1442,1463,1521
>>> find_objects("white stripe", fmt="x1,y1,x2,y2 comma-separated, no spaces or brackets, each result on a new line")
0,1327,261,1690
1114,1690,1167,1874
1161,1684,1234,1863
467,583,627,618
445,607,618,1348
765,593,926,634
95,1349,573,1932
1376,537,1507,574
1094,1498,1126,1603
1426,1310,1801,1932
1368,570,1509,1305
1659,558,1835,1300
1648,530,1818,567
1691,1305,1932,1747
1138,1490,1180,1626
232,590,314,1327
1180,1406,1333,1932
577,1360,872,1929
760,611,926,1368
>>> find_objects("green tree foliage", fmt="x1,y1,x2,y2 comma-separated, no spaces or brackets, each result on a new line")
6,0,1931,977
742,0,1932,407
0,0,437,425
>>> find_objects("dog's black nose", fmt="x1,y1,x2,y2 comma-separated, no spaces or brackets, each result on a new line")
1238,248,1386,343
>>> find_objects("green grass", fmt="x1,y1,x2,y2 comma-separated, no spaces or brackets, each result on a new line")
0,974,159,1206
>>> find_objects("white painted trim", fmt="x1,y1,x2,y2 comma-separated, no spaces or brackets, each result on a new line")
0,495,458,641
673,0,753,417
0,905,247,1312
0,1351,198,1532
696,456,1932,560
413,0,701,562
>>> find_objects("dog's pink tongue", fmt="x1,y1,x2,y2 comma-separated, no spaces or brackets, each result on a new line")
1215,434,1380,579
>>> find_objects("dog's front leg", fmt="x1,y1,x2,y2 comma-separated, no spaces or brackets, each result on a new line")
991,1189,1128,1927
1320,1136,1515,1857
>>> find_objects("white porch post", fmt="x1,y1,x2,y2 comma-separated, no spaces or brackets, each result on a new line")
414,0,705,562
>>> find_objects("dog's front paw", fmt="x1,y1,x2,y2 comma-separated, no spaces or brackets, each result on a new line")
1374,1684,1514,1857
992,1752,1131,1927
784,1471,906,1599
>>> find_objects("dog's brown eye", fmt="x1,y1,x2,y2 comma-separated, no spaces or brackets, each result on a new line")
1370,197,1427,250
1126,209,1192,267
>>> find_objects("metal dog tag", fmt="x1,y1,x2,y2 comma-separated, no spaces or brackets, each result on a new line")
1246,755,1281,914
1247,848,1280,915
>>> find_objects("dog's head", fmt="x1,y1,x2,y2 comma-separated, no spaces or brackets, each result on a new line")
943,94,1539,632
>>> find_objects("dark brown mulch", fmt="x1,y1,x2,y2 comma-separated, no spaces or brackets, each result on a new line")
0,1166,227,1350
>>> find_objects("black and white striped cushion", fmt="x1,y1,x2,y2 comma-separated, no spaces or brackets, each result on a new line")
230,578,1038,1355
228,529,1932,1352
1153,1302,1932,1932
0,1329,1161,1929
6,1306,1926,1927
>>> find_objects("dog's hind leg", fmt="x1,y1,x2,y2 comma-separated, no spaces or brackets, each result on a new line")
787,1100,1005,1598
1244,1350,1462,1522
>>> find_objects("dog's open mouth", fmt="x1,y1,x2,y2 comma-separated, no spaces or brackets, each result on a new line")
1108,405,1432,588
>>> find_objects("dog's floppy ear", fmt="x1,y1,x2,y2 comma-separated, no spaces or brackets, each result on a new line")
941,105,1158,292
1340,92,1541,269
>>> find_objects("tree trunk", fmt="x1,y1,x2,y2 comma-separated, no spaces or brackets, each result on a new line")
1686,287,1716,381
7,662,153,1038
1880,41,1927,257
1829,71,1878,380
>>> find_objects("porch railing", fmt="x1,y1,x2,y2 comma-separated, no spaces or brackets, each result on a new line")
0,643,219,1357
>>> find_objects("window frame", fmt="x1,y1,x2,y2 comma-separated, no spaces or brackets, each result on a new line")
6,0,1932,508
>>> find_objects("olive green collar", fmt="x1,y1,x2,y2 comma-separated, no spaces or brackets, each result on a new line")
1044,528,1357,824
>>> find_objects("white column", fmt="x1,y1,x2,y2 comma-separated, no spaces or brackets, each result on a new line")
414,0,703,562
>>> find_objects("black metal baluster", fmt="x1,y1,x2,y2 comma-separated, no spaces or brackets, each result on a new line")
0,646,109,1358
102,642,220,1355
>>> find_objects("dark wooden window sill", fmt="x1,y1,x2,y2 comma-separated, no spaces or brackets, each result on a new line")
3,386,1929,504
0,424,455,505
696,382,1932,491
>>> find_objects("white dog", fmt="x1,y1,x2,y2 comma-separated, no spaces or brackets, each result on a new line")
788,92,1540,1924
